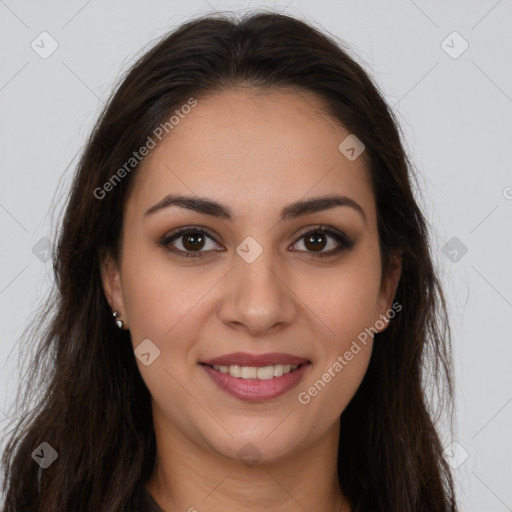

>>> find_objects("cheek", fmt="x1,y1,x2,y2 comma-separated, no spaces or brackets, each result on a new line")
294,246,380,411
316,343,373,419
121,258,210,412
298,250,382,339
121,253,213,343
120,250,225,392
297,309,374,423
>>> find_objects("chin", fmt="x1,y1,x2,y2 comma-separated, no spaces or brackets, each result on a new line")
202,422,309,465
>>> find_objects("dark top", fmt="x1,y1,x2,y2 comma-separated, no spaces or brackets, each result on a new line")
129,486,164,512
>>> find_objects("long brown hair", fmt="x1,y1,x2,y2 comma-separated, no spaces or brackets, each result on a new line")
1,11,458,511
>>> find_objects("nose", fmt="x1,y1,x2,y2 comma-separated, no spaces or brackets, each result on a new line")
218,251,297,336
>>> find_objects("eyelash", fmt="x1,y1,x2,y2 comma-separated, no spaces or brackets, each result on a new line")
159,225,355,259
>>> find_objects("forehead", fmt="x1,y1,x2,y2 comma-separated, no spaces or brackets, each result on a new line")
128,88,375,223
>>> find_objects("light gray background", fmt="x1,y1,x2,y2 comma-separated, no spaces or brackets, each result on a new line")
1,1,511,510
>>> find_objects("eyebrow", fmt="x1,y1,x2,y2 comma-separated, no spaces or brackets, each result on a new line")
144,193,366,224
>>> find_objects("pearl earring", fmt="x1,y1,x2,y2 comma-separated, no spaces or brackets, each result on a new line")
112,309,124,329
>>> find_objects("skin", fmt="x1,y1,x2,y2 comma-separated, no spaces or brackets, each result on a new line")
101,88,401,512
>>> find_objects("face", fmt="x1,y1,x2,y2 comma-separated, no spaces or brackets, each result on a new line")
101,88,401,463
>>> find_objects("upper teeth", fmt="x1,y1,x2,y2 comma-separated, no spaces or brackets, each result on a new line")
212,364,299,380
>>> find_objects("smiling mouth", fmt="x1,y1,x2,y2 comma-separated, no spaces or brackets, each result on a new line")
200,362,308,380
199,359,311,401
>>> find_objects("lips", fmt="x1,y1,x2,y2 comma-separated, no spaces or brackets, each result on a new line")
200,352,309,367
199,352,311,401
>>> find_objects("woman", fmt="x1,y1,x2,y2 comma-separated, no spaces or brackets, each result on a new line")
1,11,458,512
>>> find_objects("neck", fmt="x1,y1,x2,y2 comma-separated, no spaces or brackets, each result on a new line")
145,405,351,512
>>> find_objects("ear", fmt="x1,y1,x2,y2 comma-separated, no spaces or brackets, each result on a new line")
100,250,128,329
374,251,402,332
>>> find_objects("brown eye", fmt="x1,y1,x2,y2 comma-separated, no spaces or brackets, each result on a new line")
161,227,221,258
291,227,354,258
304,232,328,252
181,232,206,251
